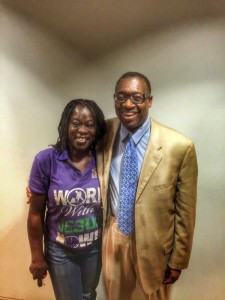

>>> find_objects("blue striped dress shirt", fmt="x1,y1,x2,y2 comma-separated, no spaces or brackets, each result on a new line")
109,117,151,217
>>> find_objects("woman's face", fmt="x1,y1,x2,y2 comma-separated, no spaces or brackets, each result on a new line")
68,105,97,153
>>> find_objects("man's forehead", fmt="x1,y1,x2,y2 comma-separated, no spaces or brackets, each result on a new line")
116,77,148,91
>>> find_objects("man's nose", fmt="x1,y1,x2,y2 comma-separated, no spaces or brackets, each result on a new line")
123,98,135,107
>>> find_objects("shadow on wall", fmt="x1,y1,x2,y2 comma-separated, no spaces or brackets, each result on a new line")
1,4,85,95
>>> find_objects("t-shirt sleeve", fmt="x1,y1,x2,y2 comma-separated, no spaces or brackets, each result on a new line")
29,151,50,194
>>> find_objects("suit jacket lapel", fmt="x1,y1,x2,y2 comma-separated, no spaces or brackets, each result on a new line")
102,118,162,203
136,119,162,201
103,118,120,189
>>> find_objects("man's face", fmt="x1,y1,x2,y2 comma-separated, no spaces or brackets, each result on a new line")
115,77,152,132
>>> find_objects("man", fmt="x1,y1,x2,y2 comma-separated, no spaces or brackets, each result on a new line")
97,72,198,300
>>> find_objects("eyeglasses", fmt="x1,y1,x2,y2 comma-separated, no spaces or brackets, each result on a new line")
114,93,151,104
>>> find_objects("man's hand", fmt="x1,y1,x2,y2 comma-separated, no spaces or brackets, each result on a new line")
163,266,181,284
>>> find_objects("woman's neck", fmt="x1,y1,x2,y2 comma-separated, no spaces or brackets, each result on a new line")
69,149,93,173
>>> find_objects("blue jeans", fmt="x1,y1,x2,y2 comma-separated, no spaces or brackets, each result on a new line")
45,240,102,300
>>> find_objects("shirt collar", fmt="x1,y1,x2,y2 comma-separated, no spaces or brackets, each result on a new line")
120,117,151,145
57,149,70,161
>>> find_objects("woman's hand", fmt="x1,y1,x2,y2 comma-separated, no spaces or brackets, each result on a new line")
29,259,48,287
27,192,47,287
26,186,32,204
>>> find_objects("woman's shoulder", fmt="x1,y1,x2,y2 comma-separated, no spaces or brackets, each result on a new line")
34,147,57,162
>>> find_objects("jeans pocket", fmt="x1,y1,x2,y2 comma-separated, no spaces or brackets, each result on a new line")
45,240,70,264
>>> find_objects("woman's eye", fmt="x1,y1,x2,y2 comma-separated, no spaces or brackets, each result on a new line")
70,122,95,129
86,124,95,129
71,122,80,127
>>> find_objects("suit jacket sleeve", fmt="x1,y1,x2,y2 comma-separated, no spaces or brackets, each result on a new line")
168,142,198,270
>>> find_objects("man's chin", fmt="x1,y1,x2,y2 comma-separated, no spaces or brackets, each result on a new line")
121,120,138,132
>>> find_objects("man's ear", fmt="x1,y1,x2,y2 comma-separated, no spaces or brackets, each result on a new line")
148,95,153,108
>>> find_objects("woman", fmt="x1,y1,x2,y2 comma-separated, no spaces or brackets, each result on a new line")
27,99,106,300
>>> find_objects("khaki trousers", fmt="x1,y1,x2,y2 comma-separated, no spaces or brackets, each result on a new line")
103,217,170,300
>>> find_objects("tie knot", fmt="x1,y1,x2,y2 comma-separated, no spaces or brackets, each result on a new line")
125,134,135,145
126,136,136,152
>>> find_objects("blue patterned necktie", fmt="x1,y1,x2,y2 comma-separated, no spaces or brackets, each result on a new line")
118,136,138,235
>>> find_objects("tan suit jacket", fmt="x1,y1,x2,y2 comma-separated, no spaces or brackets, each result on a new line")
96,117,198,294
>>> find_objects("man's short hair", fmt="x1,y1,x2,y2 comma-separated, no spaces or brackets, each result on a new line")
115,72,151,93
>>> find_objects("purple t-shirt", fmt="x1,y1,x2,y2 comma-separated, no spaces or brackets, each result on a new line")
29,148,102,250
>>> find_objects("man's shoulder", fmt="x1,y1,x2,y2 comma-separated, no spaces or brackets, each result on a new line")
152,119,194,145
106,117,120,130
106,117,118,124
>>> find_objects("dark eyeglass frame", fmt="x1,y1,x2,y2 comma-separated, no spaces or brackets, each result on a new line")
114,93,151,104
